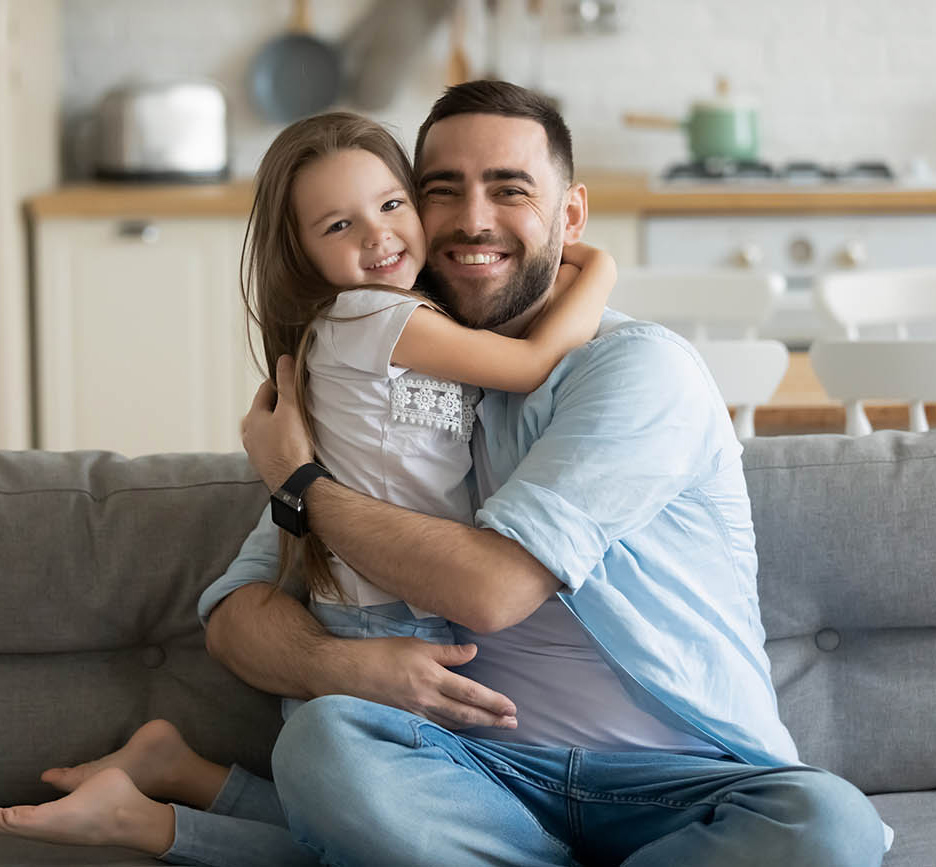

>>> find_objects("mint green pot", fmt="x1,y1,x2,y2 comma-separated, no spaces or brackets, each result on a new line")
685,104,759,162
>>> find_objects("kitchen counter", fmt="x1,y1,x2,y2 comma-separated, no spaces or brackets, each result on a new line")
27,181,256,218
27,174,936,218
26,183,936,435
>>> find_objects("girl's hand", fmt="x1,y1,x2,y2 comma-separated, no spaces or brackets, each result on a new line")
551,262,581,298
560,241,598,269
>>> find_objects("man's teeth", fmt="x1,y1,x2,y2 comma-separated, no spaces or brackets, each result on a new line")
368,253,401,269
454,252,503,265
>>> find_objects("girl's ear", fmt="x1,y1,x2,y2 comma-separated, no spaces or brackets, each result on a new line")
562,183,588,244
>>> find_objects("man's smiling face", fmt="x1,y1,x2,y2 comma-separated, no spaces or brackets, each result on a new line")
417,113,567,331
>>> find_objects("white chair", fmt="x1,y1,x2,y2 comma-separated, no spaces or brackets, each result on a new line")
694,339,790,439
813,268,936,435
817,267,936,340
613,268,789,438
810,340,936,435
613,267,786,341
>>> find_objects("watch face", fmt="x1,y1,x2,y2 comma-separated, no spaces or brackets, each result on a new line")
271,492,307,537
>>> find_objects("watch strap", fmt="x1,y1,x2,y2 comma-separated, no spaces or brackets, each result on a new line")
280,462,334,497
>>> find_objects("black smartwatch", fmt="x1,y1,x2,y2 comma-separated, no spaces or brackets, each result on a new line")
270,462,334,537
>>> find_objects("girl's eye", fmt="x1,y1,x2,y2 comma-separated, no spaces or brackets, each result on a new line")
326,219,350,234
381,199,403,212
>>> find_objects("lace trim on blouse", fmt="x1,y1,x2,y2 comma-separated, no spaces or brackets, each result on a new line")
390,374,480,442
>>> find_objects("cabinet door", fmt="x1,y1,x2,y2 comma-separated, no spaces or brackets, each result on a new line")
582,214,639,272
35,217,254,456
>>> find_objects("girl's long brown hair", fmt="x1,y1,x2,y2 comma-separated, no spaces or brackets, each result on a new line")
241,112,430,601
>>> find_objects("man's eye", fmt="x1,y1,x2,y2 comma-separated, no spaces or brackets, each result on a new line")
424,187,454,196
497,187,526,197
381,199,403,212
325,219,350,234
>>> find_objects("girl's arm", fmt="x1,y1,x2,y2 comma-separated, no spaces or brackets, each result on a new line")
392,243,616,393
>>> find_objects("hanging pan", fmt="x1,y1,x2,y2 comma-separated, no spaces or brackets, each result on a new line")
250,0,342,123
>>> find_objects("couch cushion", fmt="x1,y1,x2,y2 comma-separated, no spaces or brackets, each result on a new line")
870,792,936,866
0,450,283,806
743,431,936,794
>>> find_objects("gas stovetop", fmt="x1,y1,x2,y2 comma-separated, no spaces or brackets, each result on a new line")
662,160,895,184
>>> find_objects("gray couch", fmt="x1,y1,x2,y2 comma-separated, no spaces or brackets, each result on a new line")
1,432,934,865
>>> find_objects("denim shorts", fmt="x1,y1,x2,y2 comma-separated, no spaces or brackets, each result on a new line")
281,600,454,722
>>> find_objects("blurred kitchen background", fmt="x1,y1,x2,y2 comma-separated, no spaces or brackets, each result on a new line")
2,0,936,455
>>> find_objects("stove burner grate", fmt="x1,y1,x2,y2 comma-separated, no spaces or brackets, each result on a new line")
662,160,895,183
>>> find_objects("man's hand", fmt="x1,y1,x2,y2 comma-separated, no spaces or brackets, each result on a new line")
242,354,313,492
337,636,518,730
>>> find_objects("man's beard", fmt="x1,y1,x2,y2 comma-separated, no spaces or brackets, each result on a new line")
419,216,563,330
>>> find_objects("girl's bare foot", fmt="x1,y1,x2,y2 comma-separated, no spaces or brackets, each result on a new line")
0,767,174,855
40,719,228,811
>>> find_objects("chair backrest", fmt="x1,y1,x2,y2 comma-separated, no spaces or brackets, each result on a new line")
810,339,936,434
817,267,936,339
612,268,786,340
694,339,790,439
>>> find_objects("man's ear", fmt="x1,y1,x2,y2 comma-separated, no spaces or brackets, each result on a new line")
562,183,588,244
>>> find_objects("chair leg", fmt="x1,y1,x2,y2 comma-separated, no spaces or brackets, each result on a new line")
845,400,873,436
909,400,929,433
733,405,755,440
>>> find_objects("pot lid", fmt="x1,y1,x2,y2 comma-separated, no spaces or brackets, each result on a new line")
691,76,758,111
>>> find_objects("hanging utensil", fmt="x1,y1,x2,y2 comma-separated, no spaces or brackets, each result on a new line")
342,0,454,110
446,1,471,87
250,0,342,123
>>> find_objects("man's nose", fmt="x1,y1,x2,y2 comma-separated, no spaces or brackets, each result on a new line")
454,188,495,236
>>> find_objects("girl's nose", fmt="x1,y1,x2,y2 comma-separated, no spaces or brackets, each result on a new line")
364,226,393,248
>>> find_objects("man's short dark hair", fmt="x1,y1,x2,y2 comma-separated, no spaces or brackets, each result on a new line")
414,80,574,184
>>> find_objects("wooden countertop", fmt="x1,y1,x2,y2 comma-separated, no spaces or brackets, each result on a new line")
27,174,936,219
27,181,256,218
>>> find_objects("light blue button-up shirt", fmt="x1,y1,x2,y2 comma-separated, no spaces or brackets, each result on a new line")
199,310,799,767
470,311,799,767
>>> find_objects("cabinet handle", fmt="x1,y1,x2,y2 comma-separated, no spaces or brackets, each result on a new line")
117,221,160,243
734,242,763,268
838,240,867,268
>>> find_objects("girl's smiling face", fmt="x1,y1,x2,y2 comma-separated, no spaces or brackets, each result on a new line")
292,148,426,291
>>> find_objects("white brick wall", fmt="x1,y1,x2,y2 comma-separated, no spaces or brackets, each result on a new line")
63,0,936,179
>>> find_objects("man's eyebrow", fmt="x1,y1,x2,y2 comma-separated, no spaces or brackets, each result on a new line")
419,170,463,188
418,168,537,188
482,168,536,186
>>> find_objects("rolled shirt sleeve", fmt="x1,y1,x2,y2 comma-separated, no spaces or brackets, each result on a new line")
476,327,726,593
197,504,283,626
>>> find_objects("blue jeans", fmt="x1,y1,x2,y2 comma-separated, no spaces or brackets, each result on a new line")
164,600,886,866
269,695,887,867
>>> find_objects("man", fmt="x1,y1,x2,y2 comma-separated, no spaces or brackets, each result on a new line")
207,81,889,865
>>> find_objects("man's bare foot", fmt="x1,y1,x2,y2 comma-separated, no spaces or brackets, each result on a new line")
0,767,174,855
41,719,228,811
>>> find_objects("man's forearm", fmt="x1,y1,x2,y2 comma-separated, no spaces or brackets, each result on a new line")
305,479,560,633
205,582,346,699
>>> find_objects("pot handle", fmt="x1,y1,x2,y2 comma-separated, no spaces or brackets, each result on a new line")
622,112,683,130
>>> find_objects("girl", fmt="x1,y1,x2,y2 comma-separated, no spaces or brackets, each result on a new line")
0,112,615,864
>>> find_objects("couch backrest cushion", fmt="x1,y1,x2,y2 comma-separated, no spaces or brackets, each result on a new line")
743,431,936,794
0,450,282,804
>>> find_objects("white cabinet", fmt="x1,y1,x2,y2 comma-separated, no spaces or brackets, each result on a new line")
0,0,59,449
33,216,264,456
582,214,639,272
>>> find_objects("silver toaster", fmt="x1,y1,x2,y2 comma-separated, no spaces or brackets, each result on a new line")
95,80,229,182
